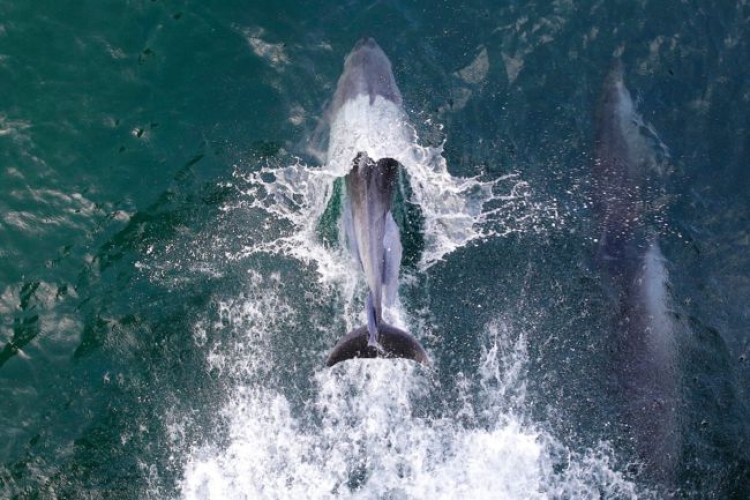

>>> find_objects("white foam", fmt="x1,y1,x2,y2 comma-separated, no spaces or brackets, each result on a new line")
237,95,547,273
169,97,638,500
176,306,642,500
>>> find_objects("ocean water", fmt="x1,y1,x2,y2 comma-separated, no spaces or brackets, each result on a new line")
1,1,749,499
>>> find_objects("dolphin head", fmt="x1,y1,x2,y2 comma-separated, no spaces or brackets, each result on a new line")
328,37,403,119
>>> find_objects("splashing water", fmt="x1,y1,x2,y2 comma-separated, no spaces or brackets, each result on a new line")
234,93,551,276
169,92,642,499
176,286,644,499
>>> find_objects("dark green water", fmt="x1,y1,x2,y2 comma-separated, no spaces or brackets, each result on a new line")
1,1,749,498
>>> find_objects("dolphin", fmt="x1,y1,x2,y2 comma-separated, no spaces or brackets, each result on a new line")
593,61,680,487
327,37,403,117
324,38,428,367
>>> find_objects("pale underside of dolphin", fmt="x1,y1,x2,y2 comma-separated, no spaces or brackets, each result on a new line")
324,38,428,367
594,60,680,487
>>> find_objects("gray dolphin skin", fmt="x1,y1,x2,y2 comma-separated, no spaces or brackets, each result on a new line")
593,61,680,487
594,60,648,273
325,39,428,367
327,37,403,115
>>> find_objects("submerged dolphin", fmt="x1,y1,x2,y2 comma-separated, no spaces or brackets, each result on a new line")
593,61,680,487
324,38,428,367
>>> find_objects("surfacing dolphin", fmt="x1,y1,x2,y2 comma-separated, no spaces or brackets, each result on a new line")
324,38,429,367
593,60,680,488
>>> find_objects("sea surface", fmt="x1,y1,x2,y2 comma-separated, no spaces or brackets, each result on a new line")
1,1,749,499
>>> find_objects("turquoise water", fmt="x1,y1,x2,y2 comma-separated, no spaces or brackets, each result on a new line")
2,1,749,498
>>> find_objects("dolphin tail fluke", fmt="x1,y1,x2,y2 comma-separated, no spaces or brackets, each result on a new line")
326,324,430,367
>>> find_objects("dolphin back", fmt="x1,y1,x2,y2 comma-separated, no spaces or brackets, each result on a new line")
592,61,680,488
326,323,430,367
344,154,400,333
